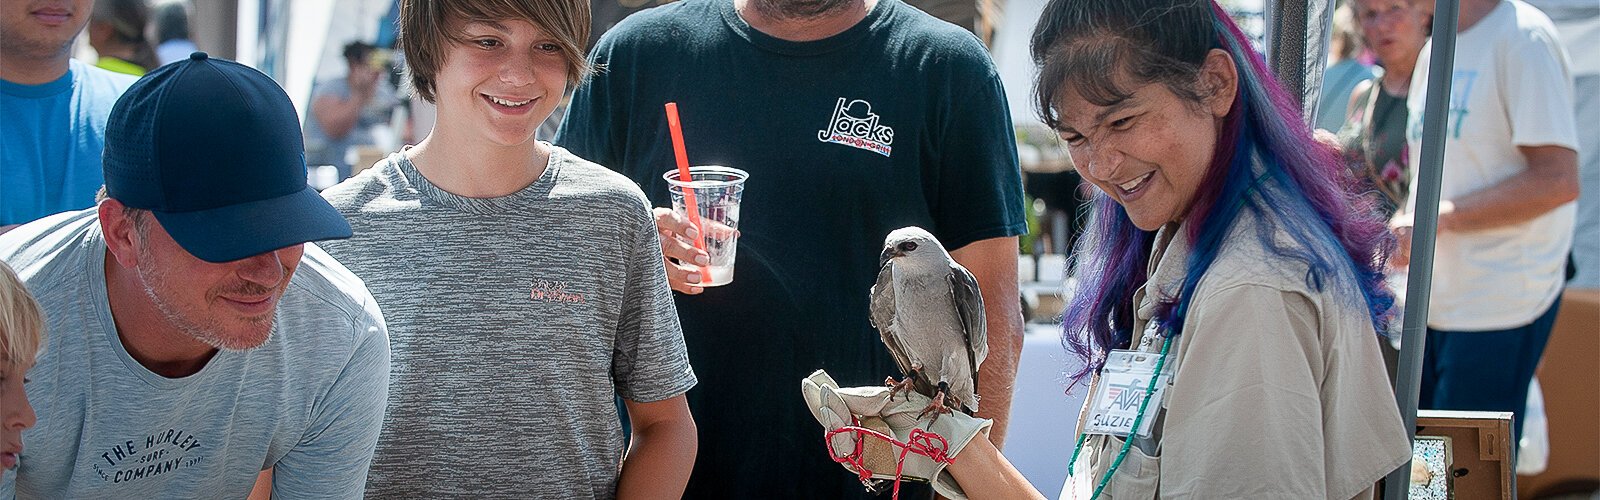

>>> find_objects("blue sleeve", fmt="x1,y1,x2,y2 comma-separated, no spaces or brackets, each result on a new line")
269,302,390,498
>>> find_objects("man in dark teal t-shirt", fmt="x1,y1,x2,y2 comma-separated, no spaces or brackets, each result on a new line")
556,0,1025,496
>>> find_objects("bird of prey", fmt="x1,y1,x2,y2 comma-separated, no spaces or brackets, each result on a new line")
869,226,987,418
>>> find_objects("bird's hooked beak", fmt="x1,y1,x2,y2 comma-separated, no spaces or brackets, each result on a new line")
879,246,904,268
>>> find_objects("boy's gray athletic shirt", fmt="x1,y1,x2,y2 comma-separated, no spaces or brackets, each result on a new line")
319,145,697,498
0,209,391,499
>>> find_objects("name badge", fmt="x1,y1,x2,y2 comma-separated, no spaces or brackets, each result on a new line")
1083,349,1172,438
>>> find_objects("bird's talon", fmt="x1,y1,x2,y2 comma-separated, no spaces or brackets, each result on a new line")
884,376,916,401
917,389,955,422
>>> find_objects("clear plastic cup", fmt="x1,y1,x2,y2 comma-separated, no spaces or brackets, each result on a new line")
664,166,748,287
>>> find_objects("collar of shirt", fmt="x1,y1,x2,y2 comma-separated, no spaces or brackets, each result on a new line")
1130,221,1191,349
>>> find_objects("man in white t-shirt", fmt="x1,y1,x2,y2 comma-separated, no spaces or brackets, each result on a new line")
1394,0,1579,444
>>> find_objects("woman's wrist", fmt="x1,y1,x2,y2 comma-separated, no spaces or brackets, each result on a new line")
945,434,1047,500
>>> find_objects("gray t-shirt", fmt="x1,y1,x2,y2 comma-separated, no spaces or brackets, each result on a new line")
318,146,696,498
0,209,390,499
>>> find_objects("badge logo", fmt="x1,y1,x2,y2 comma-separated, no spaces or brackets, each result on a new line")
817,98,894,157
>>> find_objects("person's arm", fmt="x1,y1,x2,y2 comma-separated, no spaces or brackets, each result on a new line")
248,469,271,499
946,436,1048,500
1430,26,1580,232
613,197,700,499
949,237,1022,448
1392,145,1579,267
616,395,697,499
1436,145,1579,231
311,69,380,140
267,308,390,497
312,93,370,141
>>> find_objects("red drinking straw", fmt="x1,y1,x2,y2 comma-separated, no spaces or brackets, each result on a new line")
664,102,710,278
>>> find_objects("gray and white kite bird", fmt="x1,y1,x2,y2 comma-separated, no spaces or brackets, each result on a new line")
870,226,987,418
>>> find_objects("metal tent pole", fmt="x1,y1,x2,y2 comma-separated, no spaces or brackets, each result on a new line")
1268,0,1308,103
1383,0,1460,497
1268,0,1334,123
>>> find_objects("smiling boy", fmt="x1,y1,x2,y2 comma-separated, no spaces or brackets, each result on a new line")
317,0,698,497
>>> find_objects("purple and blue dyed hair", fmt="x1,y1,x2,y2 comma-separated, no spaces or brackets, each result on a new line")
1031,0,1396,381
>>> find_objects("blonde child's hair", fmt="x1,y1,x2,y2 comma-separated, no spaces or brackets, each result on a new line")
0,261,45,366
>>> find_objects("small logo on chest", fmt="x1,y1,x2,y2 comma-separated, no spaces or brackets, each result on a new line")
817,98,894,157
531,279,586,304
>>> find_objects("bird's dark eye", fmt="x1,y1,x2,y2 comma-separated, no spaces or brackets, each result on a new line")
899,241,918,252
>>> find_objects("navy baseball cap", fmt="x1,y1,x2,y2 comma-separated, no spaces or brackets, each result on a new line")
103,52,351,263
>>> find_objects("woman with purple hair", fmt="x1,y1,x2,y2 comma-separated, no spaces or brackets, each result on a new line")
935,0,1415,497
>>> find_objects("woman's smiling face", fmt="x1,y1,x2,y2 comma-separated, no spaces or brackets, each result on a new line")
1055,49,1239,231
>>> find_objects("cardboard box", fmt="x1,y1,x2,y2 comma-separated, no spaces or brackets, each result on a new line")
1517,288,1600,498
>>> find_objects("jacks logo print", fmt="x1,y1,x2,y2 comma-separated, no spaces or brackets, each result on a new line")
817,98,894,157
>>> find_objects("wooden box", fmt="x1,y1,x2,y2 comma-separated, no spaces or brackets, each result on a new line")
1415,410,1515,499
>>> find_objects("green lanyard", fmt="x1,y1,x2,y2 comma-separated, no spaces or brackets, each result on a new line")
1065,334,1174,500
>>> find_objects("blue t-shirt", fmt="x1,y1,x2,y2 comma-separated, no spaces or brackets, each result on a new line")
0,59,136,225
555,0,1026,497
0,209,391,498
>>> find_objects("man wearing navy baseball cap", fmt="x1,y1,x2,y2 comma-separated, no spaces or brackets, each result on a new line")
0,52,390,498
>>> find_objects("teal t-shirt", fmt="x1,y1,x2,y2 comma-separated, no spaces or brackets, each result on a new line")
0,210,390,498
556,0,1026,496
0,60,136,225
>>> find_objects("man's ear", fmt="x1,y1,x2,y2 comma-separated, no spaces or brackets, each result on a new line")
1200,48,1240,118
99,199,142,269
